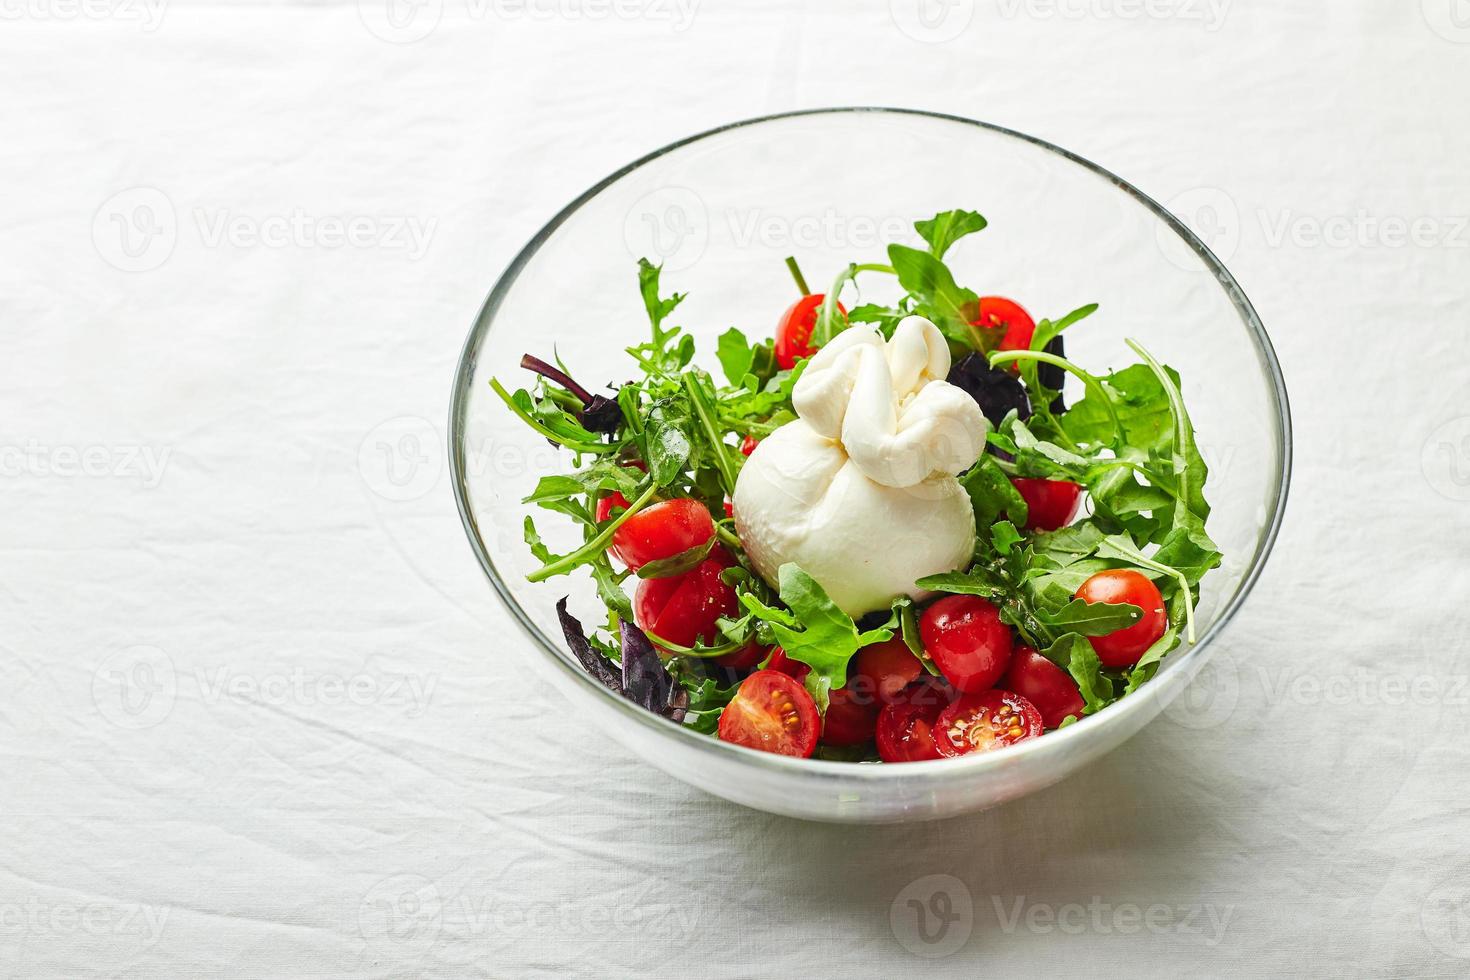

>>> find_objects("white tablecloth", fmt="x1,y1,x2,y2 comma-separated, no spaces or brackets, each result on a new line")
4,2,1469,976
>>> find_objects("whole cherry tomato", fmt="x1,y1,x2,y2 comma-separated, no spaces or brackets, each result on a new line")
822,686,880,746
919,595,1014,693
875,679,953,763
718,669,819,758
609,498,714,571
1075,570,1167,669
1012,478,1083,532
713,642,767,670
594,460,646,523
774,294,846,370
634,547,739,652
1000,646,1085,729
974,296,1037,355
853,638,925,704
934,690,1043,756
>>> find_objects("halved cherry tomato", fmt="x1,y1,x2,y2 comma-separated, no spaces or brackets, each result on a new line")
1075,569,1167,669
774,294,846,370
718,669,819,758
935,690,1043,756
875,679,953,763
766,647,810,683
634,547,738,652
853,638,924,704
974,296,1037,356
1000,646,1085,729
740,434,760,456
609,498,714,571
919,595,1014,693
1012,478,1083,532
822,686,880,746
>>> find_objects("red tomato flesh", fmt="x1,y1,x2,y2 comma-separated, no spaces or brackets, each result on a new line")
919,595,1014,693
875,680,953,763
1000,646,1085,729
1075,569,1167,669
609,498,714,571
1012,478,1083,532
974,296,1038,356
718,669,819,758
774,294,846,370
935,690,1043,756
766,647,811,683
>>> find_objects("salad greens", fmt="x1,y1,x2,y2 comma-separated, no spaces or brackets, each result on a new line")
492,208,1221,760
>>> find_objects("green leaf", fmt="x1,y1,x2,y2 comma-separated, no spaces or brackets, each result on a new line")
914,209,988,259
959,454,1028,529
1037,597,1142,636
1042,633,1115,714
738,564,892,690
679,675,739,735
991,520,1024,555
1127,340,1211,527
1123,590,1188,693
1061,363,1174,451
635,536,717,579
1029,303,1098,353
886,244,980,348
716,327,754,386
637,258,684,336
523,516,554,564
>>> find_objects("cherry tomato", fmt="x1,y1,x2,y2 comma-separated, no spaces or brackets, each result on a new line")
1000,646,1085,729
740,434,760,456
1012,478,1083,532
594,460,646,523
609,498,714,571
822,686,880,746
723,501,735,520
1075,569,1167,669
766,647,811,683
935,690,1043,756
919,595,1014,693
718,669,819,758
634,548,738,652
714,642,767,670
974,296,1037,355
774,294,846,370
853,638,924,704
875,680,952,763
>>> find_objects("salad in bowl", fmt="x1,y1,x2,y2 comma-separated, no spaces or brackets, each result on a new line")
491,208,1220,764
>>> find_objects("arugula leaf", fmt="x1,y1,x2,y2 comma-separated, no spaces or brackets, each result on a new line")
635,537,717,579
1060,363,1173,451
678,675,739,734
1042,633,1115,713
959,454,1028,528
637,258,684,337
886,244,982,349
739,564,893,690
716,327,755,386
991,520,1024,555
914,209,988,259
1036,597,1142,636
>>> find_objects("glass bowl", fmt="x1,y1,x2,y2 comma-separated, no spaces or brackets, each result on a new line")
449,108,1290,823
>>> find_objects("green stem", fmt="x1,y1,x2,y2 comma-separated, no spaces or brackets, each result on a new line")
527,482,658,582
715,524,742,551
683,373,739,495
813,263,895,347
490,378,614,455
784,256,810,296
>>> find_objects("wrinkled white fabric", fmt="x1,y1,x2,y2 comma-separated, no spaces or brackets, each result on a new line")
734,318,989,615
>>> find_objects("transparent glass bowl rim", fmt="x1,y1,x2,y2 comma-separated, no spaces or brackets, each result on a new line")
448,106,1293,782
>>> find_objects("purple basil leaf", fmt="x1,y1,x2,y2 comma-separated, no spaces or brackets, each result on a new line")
948,352,1032,426
619,620,678,718
1040,335,1066,413
579,394,623,434
555,597,620,693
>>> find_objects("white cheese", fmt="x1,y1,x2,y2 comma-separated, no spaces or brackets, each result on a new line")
733,316,990,616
